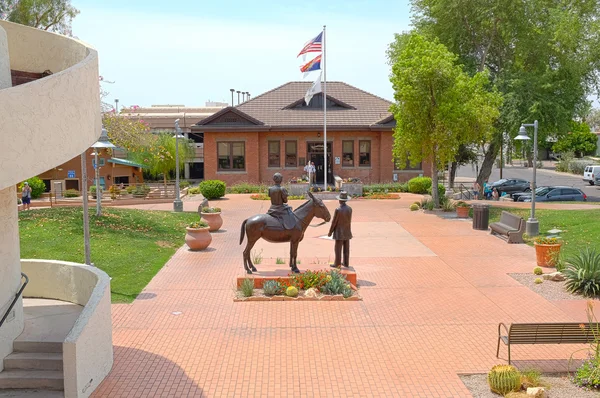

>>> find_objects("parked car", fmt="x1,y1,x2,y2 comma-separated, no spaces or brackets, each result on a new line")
489,178,530,196
583,165,600,185
517,186,587,202
511,186,556,202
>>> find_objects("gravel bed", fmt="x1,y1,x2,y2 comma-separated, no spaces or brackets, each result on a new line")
510,273,584,301
460,373,599,397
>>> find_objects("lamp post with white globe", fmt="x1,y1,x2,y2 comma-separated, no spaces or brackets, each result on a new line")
514,120,539,237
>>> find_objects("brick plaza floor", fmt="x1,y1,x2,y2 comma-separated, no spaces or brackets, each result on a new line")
93,194,594,397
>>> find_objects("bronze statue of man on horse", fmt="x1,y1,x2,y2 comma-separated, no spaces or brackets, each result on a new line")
240,173,331,274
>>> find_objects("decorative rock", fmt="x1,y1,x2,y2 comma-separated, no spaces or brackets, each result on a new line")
526,387,547,398
542,271,566,282
304,288,318,298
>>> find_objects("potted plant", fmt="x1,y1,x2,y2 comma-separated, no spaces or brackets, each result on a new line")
200,207,223,231
185,220,212,251
534,236,562,267
455,201,470,218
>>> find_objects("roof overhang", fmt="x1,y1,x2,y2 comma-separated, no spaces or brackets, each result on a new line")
108,158,148,169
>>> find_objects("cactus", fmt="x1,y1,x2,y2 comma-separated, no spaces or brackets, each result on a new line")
487,365,521,395
263,280,283,296
409,204,420,211
286,286,298,297
534,278,543,284
533,267,543,275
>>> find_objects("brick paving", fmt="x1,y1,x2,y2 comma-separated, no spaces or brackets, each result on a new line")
94,194,595,397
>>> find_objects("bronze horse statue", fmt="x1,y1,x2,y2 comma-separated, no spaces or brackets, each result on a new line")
240,191,331,274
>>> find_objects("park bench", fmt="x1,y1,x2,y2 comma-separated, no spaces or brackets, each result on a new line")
497,322,599,364
489,211,525,243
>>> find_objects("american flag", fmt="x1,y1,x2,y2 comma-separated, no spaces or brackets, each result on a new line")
297,32,323,57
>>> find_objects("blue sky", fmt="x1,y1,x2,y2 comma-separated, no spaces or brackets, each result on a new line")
71,0,412,109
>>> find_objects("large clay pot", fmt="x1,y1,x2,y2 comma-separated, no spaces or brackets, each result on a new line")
534,242,561,267
201,212,223,232
456,206,470,218
185,227,212,251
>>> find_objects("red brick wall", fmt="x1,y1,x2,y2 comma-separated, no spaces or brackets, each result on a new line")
203,130,431,184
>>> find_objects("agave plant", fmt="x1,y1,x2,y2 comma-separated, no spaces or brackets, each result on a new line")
564,249,600,297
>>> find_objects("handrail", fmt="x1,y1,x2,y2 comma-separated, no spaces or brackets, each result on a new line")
0,272,28,329
458,183,473,200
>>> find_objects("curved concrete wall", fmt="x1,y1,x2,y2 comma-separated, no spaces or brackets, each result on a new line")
21,260,113,398
0,20,101,190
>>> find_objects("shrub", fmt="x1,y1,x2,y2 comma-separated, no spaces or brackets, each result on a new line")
533,267,543,275
276,257,285,264
20,176,46,199
427,183,446,197
455,201,469,208
534,278,543,284
251,249,263,265
363,182,407,194
290,270,329,290
188,220,209,229
420,197,435,211
442,199,456,212
126,185,136,194
285,286,298,297
407,176,432,194
201,207,221,213
226,182,268,194
63,189,79,198
487,364,521,395
89,185,102,197
179,180,190,189
262,280,283,296
188,186,201,194
574,358,600,389
239,278,254,297
534,236,560,245
409,204,420,211
564,248,600,297
199,180,226,199
520,368,543,389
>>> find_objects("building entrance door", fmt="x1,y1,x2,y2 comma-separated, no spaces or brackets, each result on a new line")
307,142,332,185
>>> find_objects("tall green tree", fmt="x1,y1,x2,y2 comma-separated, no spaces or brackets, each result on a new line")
553,121,597,157
401,0,600,184
389,33,502,207
1,0,78,35
130,132,195,190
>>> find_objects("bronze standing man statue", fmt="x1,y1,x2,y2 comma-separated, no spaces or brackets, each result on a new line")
267,172,297,230
328,191,352,268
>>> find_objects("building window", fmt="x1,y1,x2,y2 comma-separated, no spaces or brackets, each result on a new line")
342,140,354,167
285,141,297,167
93,177,106,189
218,142,245,171
268,141,280,167
92,158,106,168
359,140,371,167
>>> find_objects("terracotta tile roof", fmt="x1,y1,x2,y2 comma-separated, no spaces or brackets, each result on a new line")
194,81,394,131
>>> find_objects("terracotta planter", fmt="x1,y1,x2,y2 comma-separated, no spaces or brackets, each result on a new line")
201,212,223,232
456,206,470,218
534,243,561,267
185,227,212,251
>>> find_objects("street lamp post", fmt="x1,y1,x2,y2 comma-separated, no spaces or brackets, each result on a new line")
173,119,184,212
91,127,116,217
514,120,539,236
81,151,91,265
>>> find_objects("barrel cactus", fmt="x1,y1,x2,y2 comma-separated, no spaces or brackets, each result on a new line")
533,267,543,275
487,365,521,395
286,286,298,297
409,204,420,211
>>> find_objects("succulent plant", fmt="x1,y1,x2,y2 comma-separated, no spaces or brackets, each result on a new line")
487,364,521,395
263,280,283,296
409,204,420,211
342,285,353,298
286,286,298,297
534,278,543,284
533,267,543,275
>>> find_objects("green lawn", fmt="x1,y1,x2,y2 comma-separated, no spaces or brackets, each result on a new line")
19,207,198,303
487,207,600,258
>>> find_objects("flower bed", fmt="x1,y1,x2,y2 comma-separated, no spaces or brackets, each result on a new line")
250,194,305,200
361,193,400,200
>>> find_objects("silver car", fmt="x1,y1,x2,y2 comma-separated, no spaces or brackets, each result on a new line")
517,186,587,202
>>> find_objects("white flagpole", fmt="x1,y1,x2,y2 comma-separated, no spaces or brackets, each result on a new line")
323,25,327,190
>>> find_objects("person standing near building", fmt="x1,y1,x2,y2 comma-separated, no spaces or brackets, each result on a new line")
304,161,316,186
21,181,32,210
328,191,352,268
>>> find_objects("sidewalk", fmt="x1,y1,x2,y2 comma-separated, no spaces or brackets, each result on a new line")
93,194,594,397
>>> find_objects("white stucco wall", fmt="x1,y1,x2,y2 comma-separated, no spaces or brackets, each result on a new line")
0,25,23,373
0,20,101,190
21,260,113,398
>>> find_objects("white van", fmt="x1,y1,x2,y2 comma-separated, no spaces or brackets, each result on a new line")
583,165,600,185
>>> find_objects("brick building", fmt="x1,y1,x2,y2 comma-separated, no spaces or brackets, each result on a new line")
192,81,430,185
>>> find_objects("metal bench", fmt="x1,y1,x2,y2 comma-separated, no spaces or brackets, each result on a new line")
497,322,599,364
489,211,525,243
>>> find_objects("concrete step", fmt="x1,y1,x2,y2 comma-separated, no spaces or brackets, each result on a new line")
12,342,62,354
0,389,63,397
4,353,62,371
0,370,63,390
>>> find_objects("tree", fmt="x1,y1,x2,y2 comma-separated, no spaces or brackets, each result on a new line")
585,108,600,132
1,0,79,35
553,121,597,157
389,33,502,207
102,110,154,155
130,132,195,190
405,0,600,186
